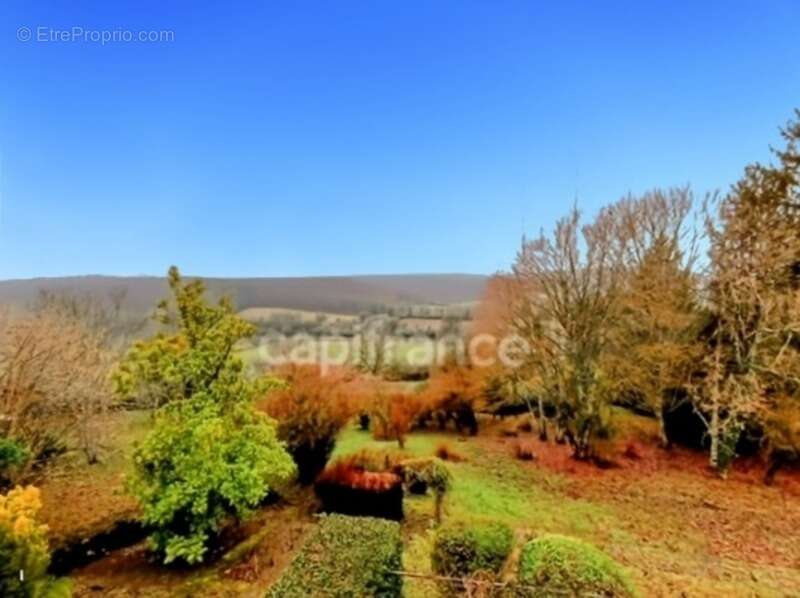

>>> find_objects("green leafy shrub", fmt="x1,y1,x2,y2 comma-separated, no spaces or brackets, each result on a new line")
431,520,513,579
121,268,295,565
131,396,295,564
516,534,635,597
0,486,71,597
266,514,402,597
0,438,28,487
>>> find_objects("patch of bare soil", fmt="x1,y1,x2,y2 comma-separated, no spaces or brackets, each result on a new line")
38,470,140,551
68,490,317,597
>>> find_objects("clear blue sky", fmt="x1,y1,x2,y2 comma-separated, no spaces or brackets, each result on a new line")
1,1,798,280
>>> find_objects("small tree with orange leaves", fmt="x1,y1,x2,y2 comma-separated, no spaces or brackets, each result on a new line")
420,358,485,436
371,392,423,449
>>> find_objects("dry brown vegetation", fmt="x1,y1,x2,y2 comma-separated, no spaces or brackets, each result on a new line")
0,298,114,471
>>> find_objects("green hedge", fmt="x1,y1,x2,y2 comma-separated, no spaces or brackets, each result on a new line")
516,534,636,597
266,514,402,597
431,520,513,578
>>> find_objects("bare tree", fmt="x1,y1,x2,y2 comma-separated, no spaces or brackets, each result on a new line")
603,188,704,447
513,205,626,460
0,300,114,468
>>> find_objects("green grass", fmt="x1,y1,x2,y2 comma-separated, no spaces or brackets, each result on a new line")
332,428,447,460
334,428,612,532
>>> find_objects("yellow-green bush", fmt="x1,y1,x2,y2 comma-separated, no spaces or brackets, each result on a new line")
0,486,70,597
431,520,513,578
516,534,635,597
118,268,296,565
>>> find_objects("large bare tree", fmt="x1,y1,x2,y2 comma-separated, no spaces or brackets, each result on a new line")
513,204,626,459
0,296,118,469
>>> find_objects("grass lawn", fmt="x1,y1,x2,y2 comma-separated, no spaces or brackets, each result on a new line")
31,409,800,597
333,420,800,597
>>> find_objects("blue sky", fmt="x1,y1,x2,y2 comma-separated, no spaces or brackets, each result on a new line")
1,1,798,279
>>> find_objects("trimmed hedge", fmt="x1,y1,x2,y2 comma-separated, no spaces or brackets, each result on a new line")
516,534,636,597
266,514,402,597
431,520,514,578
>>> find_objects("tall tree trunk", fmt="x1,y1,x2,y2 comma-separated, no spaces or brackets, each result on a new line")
709,403,720,472
657,408,669,449
537,395,548,441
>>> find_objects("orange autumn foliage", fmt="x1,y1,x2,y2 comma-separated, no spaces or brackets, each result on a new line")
316,460,401,492
372,393,423,449
262,364,362,483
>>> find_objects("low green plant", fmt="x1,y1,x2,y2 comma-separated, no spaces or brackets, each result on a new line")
266,514,403,597
516,534,636,597
0,438,28,486
431,519,513,579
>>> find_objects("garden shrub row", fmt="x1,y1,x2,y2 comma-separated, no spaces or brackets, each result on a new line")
431,521,636,597
266,514,402,597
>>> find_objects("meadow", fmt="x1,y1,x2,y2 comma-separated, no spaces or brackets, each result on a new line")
27,405,800,597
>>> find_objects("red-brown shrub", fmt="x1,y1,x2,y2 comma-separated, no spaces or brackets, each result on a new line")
517,418,534,433
334,449,407,473
315,457,404,520
261,364,356,484
623,441,643,460
500,425,519,438
316,461,401,492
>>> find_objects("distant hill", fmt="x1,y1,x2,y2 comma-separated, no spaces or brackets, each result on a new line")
0,274,488,316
